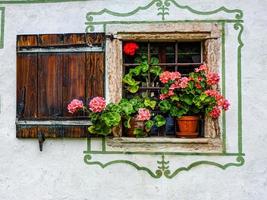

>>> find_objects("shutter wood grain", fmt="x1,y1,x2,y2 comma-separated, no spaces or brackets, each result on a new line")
63,53,86,117
17,54,38,119
38,53,63,118
86,52,105,98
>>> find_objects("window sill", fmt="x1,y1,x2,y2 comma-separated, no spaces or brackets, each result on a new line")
106,137,222,153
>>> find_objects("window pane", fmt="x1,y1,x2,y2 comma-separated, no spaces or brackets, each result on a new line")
177,65,196,74
178,42,201,63
150,42,175,63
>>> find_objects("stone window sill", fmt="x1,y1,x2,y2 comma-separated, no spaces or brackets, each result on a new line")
106,137,222,153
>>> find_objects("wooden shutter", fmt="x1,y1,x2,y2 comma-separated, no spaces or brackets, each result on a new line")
16,33,105,139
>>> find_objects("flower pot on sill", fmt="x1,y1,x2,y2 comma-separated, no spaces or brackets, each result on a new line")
127,117,146,137
176,116,199,138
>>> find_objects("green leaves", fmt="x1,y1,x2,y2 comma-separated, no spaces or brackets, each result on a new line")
150,57,159,65
129,65,142,76
122,74,140,93
144,98,157,110
127,85,139,93
101,112,121,127
181,94,193,105
159,100,172,112
170,106,187,117
122,74,137,86
133,128,146,137
154,115,166,127
150,65,162,76
129,97,144,111
145,120,154,132
119,101,135,116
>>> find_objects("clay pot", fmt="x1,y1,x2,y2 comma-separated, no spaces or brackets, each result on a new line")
176,116,199,138
127,117,145,137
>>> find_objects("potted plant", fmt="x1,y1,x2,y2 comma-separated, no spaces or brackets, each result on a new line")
159,65,230,138
117,96,166,137
67,97,121,136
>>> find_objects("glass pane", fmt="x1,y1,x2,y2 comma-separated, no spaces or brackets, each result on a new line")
177,65,196,74
178,42,201,63
150,42,175,63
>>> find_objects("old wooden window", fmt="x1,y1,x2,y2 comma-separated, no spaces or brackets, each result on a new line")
16,33,105,139
107,23,221,143
122,41,204,137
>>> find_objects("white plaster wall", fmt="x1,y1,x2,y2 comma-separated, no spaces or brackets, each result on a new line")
0,0,266,199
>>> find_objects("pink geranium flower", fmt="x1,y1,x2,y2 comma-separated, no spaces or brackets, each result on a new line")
159,71,172,83
179,77,189,88
195,64,208,72
206,72,220,85
209,106,221,119
159,71,181,83
205,90,222,101
159,94,168,100
136,108,151,121
67,99,84,114
218,99,230,111
89,97,106,113
170,72,181,81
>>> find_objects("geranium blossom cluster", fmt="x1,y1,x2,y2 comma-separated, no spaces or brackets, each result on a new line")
89,97,106,113
67,99,84,114
159,71,190,100
136,108,151,121
195,64,208,72
159,71,181,83
123,42,139,56
205,89,230,118
67,97,106,114
159,64,230,119
206,72,220,85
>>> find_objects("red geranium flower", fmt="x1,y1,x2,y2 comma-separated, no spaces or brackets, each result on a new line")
123,42,139,56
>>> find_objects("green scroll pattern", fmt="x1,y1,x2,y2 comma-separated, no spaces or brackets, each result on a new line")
85,0,243,32
84,154,245,179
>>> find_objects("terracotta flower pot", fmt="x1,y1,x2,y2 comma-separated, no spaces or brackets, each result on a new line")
127,117,145,137
176,116,199,138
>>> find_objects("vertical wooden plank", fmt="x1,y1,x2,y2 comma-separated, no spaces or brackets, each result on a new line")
17,54,38,119
86,52,105,99
62,53,86,117
38,53,63,118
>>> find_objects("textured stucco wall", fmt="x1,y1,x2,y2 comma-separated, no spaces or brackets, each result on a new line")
0,0,266,199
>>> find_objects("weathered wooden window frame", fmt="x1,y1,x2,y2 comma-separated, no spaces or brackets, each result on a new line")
106,22,222,139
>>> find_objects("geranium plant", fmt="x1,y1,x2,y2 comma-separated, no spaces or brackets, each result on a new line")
158,65,230,119
68,97,121,136
123,42,162,94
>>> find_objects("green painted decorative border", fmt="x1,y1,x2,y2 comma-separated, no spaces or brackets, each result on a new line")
0,7,4,49
84,154,245,179
85,0,243,32
82,0,245,178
